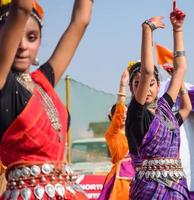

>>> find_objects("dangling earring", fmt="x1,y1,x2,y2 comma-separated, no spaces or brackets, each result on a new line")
32,57,39,66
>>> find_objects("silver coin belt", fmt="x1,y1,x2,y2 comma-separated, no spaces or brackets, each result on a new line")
4,163,80,199
136,158,186,180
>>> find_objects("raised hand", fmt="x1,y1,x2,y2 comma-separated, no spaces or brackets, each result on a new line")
170,6,186,31
120,69,129,88
117,68,129,102
143,16,165,32
149,16,165,29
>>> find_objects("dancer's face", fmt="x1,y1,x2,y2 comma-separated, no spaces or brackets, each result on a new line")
13,16,41,72
109,105,127,127
121,106,128,126
131,72,160,104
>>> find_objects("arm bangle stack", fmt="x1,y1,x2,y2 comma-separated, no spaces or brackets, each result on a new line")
174,50,186,57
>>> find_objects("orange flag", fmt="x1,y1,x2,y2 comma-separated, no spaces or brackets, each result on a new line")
155,43,173,65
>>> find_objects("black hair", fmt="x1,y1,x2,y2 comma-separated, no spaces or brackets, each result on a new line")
108,104,117,121
108,103,127,121
128,62,160,86
31,8,43,30
0,4,42,30
0,5,9,27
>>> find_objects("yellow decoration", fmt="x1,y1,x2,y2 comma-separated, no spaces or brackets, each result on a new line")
127,61,138,71
0,0,11,6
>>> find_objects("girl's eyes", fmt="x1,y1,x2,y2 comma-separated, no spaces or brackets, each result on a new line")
28,35,37,42
27,32,39,42
150,80,156,87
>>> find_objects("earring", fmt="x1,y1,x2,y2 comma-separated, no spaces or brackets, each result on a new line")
32,57,39,66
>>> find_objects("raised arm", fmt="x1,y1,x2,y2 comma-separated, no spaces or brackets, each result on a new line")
178,83,192,121
135,17,165,104
48,0,93,85
0,0,33,89
117,68,129,104
166,6,186,102
164,67,191,121
105,69,129,163
107,69,129,132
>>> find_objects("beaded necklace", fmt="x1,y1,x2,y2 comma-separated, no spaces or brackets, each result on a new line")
15,73,63,142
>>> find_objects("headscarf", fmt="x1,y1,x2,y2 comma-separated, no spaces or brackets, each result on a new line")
0,0,44,27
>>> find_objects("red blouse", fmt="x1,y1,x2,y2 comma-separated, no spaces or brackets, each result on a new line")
0,70,68,167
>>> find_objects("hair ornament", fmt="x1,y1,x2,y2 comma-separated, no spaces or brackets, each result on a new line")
33,1,44,20
0,0,44,27
0,0,11,7
127,61,138,71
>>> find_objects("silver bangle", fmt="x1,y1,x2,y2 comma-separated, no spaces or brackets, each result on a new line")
179,88,188,96
143,20,157,32
174,51,186,57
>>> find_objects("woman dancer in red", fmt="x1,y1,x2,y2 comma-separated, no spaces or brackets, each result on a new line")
0,0,93,199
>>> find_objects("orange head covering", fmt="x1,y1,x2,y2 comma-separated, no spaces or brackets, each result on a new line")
0,0,44,27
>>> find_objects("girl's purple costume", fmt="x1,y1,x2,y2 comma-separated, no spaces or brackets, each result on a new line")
130,96,190,199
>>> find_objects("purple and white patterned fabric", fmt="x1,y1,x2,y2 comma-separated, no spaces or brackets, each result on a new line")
130,96,190,200
188,86,194,111
160,80,194,194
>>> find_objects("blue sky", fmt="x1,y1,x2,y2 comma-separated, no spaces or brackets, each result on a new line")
38,0,194,94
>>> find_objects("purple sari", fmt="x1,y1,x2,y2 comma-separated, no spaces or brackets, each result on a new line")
131,96,190,200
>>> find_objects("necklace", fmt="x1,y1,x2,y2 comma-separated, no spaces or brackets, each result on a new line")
146,100,157,110
17,73,32,82
15,73,33,91
15,73,63,142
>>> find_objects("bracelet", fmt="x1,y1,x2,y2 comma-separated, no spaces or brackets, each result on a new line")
120,84,127,88
173,29,183,32
118,92,126,97
143,20,157,32
174,51,185,57
179,88,188,96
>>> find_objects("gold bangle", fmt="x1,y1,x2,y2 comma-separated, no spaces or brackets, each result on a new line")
179,88,188,96
118,92,126,97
